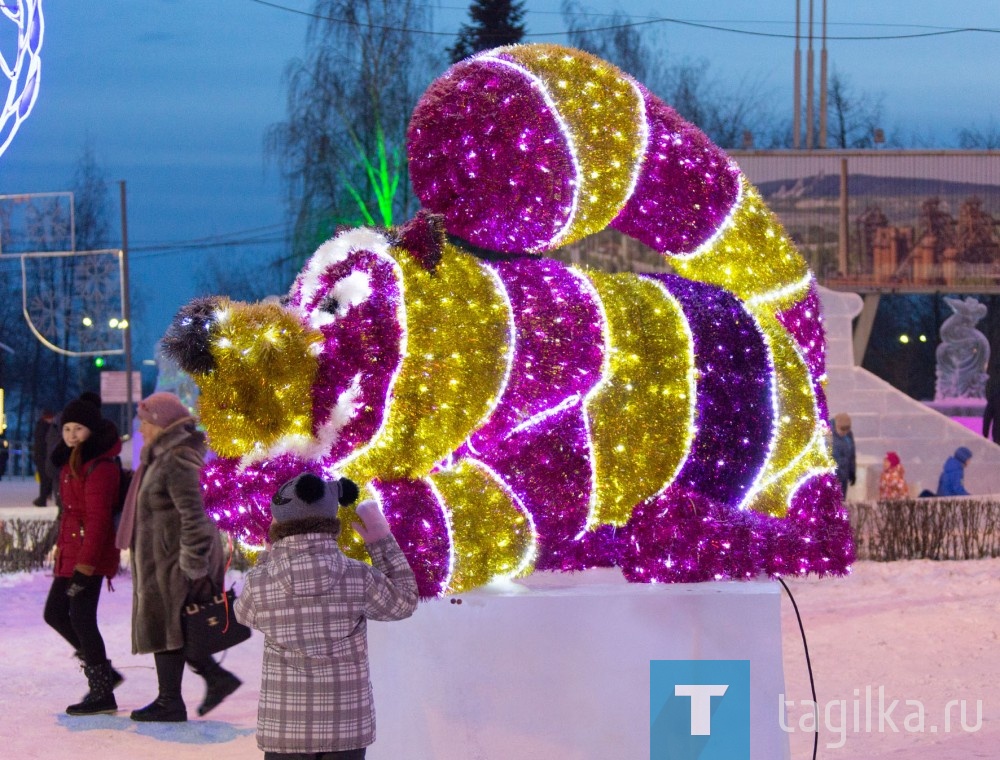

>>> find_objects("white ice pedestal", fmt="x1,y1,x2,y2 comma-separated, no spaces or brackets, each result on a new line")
367,570,789,760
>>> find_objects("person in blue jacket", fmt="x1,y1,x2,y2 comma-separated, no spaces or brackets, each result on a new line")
937,446,972,496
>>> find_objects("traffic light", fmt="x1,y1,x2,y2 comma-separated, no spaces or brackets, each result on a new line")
94,356,106,368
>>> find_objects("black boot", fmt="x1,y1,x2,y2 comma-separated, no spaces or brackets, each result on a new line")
196,662,242,716
131,650,187,722
66,662,118,716
75,651,124,690
130,695,187,722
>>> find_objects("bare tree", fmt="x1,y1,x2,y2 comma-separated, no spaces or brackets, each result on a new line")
826,70,884,149
195,252,284,303
72,142,113,251
561,0,660,85
662,60,774,149
561,1,773,150
267,0,437,269
958,120,1000,149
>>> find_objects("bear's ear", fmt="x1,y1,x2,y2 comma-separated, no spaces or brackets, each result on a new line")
161,296,223,375
393,209,446,271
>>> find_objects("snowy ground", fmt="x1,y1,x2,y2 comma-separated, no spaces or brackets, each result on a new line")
1,477,998,759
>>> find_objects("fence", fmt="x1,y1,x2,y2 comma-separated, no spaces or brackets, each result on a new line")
732,150,1000,293
556,151,1000,295
1,438,36,479
0,518,58,573
849,497,1000,561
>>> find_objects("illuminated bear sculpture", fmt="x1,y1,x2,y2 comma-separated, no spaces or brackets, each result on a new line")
164,44,854,597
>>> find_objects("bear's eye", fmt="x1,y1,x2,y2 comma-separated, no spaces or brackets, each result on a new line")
319,294,340,314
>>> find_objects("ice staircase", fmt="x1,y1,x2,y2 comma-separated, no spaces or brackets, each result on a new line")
819,287,1000,498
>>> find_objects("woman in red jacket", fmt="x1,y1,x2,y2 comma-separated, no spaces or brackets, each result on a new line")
43,395,123,716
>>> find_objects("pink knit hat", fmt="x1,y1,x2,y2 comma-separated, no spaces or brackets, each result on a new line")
137,392,192,428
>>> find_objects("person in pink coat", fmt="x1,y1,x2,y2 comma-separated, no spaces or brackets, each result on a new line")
878,451,909,500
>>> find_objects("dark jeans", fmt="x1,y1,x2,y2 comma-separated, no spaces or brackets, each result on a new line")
37,470,53,502
264,750,366,760
43,574,108,666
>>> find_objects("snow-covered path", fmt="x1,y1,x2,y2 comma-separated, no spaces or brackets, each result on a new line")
1,473,998,759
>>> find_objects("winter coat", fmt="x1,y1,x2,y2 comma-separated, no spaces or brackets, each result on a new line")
129,417,225,654
878,463,908,500
830,425,856,486
234,532,418,754
50,419,122,579
937,456,970,497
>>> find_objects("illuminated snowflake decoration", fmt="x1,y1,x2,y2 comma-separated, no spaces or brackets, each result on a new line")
22,250,125,355
1,0,43,158
75,253,117,302
27,288,61,339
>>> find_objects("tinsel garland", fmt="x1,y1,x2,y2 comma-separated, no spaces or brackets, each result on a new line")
166,43,854,597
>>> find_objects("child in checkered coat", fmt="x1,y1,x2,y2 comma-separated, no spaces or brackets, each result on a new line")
234,473,418,759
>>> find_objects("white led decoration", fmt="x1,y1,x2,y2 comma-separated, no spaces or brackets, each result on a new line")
0,0,43,158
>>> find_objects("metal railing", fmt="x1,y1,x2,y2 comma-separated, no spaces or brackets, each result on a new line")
1,439,37,479
558,151,1000,295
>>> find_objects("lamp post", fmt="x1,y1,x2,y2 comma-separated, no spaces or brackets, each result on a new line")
119,180,135,431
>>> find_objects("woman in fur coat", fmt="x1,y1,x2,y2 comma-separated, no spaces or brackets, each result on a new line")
116,392,241,722
43,395,123,716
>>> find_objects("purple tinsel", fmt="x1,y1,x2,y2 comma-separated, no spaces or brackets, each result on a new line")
646,274,773,508
407,59,575,253
776,280,830,422
466,257,605,450
610,86,740,254
293,248,403,465
202,454,322,543
614,473,854,584
477,401,593,573
373,478,451,598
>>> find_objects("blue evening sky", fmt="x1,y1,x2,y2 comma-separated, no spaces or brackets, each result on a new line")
2,0,1000,362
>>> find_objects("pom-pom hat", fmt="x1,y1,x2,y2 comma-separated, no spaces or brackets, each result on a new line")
270,473,359,523
137,392,192,429
61,397,102,431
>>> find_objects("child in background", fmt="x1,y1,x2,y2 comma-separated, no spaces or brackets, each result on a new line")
878,451,909,500
937,446,973,497
234,473,418,760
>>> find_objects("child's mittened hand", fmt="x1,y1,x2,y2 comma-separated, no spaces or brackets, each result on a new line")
352,499,392,543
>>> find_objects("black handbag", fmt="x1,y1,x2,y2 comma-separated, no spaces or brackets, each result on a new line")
182,587,252,659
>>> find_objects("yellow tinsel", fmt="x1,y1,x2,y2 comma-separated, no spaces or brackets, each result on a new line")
343,242,511,483
671,181,809,304
430,460,535,594
199,299,322,459
498,44,645,248
583,271,695,526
